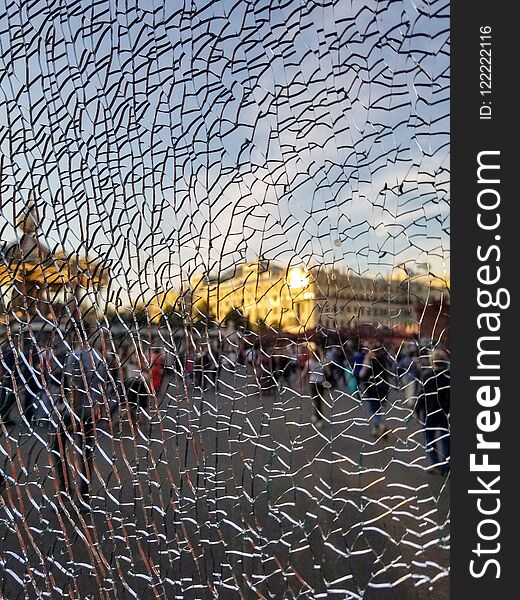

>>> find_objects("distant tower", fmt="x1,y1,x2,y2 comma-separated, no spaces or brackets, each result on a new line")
1,195,108,327
4,198,44,320
17,196,38,233
14,198,41,259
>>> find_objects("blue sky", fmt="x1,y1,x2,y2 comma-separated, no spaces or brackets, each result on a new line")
0,0,449,307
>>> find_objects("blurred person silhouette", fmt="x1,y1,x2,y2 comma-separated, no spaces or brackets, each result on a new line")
357,342,392,438
126,368,151,428
254,345,275,396
150,350,166,393
397,341,421,409
416,347,450,475
304,345,330,427
193,343,204,388
341,340,358,396
51,324,109,509
0,338,18,491
0,339,17,426
202,341,220,391
19,338,45,423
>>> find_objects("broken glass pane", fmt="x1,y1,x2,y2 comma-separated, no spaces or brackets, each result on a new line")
0,1,449,598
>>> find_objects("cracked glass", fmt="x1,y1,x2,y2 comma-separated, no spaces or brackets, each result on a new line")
0,1,449,598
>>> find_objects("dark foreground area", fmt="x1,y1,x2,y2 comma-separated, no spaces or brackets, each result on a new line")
0,367,449,599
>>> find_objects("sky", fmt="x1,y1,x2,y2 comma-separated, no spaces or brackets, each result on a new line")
0,0,449,308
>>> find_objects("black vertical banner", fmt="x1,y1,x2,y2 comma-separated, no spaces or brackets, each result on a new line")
452,3,515,597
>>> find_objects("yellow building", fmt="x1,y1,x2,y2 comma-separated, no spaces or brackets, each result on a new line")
184,261,447,335
146,260,448,335
191,262,314,334
0,204,108,324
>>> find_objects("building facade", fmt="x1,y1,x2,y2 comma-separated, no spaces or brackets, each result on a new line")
151,261,448,336
0,204,109,325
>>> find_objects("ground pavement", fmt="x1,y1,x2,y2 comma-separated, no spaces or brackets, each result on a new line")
0,366,449,599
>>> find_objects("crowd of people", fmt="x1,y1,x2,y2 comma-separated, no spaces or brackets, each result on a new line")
0,328,450,502
0,326,168,503
239,337,450,476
